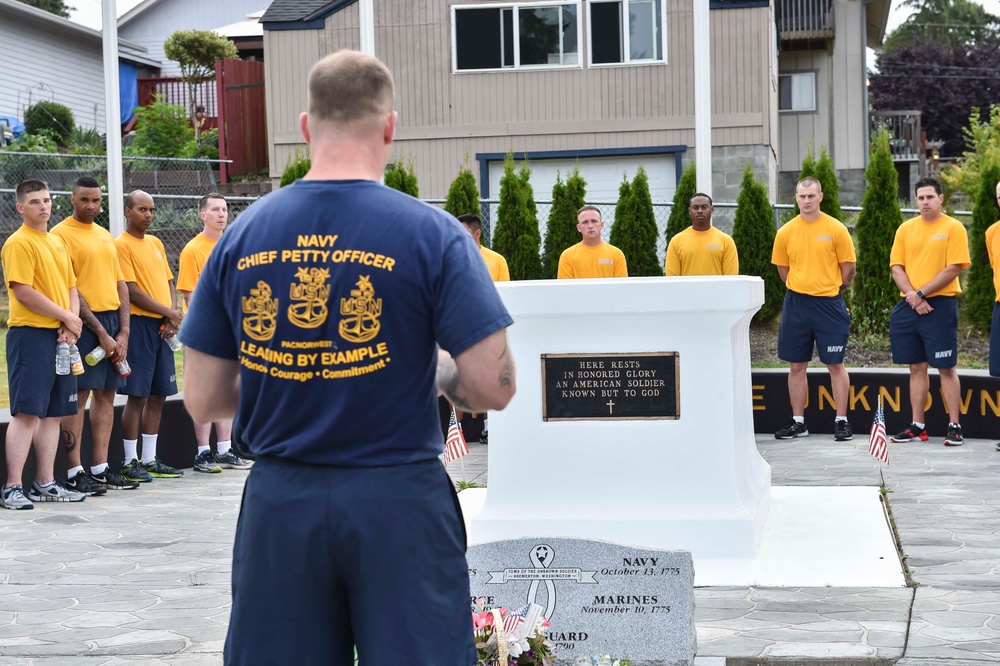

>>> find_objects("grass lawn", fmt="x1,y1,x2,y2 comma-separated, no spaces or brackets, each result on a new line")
0,332,185,410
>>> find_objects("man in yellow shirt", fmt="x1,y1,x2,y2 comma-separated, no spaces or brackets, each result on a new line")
456,212,509,443
988,181,1000,451
177,193,250,472
116,190,185,480
557,205,628,279
665,193,739,276
888,178,971,445
771,177,856,442
1,179,84,509
51,176,138,494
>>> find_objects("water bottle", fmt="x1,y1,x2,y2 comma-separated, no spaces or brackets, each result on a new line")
55,342,71,376
116,359,132,377
85,345,107,366
160,324,183,352
69,344,85,375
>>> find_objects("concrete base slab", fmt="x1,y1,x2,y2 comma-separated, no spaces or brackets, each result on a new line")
459,486,905,588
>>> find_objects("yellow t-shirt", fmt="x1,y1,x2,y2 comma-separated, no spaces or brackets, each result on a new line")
889,214,970,297
116,232,174,317
665,226,739,276
177,233,217,293
1,225,76,328
50,216,124,312
986,221,1000,302
771,212,856,297
557,242,628,279
479,245,510,282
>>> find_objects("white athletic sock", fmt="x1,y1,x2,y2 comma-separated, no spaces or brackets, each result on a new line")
123,439,138,462
835,416,848,422
216,440,232,456
197,445,211,455
67,465,84,478
792,415,805,424
914,421,925,429
91,462,108,475
141,434,158,464
482,419,489,434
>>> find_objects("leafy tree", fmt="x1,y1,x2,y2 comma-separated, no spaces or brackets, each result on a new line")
881,0,1000,55
965,162,1000,330
732,163,784,324
16,0,73,18
792,145,817,216
280,149,310,187
542,168,587,278
384,159,419,197
444,165,480,218
870,39,1000,158
493,154,542,280
126,95,194,158
610,166,661,276
941,105,1000,202
163,30,239,142
814,145,844,221
665,162,697,244
853,129,904,337
24,101,75,145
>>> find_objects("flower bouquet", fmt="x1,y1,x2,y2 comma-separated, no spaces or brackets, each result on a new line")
472,599,556,666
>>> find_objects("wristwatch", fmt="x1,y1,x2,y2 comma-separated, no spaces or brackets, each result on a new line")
915,289,925,300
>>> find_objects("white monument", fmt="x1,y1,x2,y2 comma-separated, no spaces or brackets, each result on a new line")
460,276,771,558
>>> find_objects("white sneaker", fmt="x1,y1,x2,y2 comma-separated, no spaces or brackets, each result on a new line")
1,485,33,510
28,481,86,503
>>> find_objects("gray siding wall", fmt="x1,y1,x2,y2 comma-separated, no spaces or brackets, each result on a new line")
266,1,777,198
119,0,263,76
0,19,108,132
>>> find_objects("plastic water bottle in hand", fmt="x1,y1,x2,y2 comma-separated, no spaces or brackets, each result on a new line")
160,323,183,352
85,345,107,366
55,342,71,376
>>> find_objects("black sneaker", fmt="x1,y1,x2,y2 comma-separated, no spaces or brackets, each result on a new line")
833,420,853,441
91,469,139,490
66,471,107,496
995,441,1000,451
121,458,153,483
889,423,928,442
479,431,488,445
944,424,964,446
774,419,809,439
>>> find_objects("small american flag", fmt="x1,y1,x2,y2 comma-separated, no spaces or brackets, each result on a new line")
443,407,469,464
869,396,888,464
502,603,531,635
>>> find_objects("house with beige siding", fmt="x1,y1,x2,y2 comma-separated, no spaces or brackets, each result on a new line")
261,0,888,205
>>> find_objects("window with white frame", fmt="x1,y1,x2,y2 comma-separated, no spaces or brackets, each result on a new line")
778,72,816,112
589,0,664,65
454,2,580,71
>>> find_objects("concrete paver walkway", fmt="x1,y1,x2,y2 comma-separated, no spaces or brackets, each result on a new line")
2,433,999,664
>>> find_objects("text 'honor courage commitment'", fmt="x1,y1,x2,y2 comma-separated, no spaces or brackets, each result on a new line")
236,235,396,272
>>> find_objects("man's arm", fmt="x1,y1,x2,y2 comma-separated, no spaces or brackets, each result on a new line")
839,261,856,294
114,280,130,362
437,328,516,413
10,282,83,337
78,292,118,356
775,265,789,283
665,242,680,277
127,282,183,329
891,264,933,315
184,348,240,422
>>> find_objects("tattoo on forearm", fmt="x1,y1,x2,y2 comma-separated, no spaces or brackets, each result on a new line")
78,295,105,335
60,427,77,454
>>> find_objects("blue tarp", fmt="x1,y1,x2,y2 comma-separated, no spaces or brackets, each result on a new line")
119,61,138,125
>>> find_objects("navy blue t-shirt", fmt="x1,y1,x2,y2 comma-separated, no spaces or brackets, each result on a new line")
180,180,512,466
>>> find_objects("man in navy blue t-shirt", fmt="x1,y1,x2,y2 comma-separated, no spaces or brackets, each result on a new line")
181,51,516,665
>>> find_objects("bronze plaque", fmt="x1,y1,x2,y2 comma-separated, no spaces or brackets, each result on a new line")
541,352,680,421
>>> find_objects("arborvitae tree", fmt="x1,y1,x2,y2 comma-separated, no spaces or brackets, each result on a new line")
965,162,1000,329
792,144,818,216
279,149,310,187
612,175,634,247
493,155,542,280
732,163,785,323
853,129,904,336
542,168,587,278
815,145,844,221
384,159,419,197
665,162,698,244
610,166,661,276
444,165,480,218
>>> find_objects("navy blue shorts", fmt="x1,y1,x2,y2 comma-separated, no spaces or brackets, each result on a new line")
78,310,126,391
889,296,959,368
6,327,78,418
118,315,178,397
777,291,851,364
990,302,999,377
224,456,476,666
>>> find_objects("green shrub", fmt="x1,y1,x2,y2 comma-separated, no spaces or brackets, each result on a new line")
67,126,105,155
5,130,59,154
127,95,195,158
965,161,1000,330
610,165,661,276
493,154,542,280
542,168,587,278
853,129,904,336
665,161,697,244
280,149,311,187
193,127,219,160
443,165,480,218
814,145,844,221
732,163,784,323
24,101,75,145
384,159,419,197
